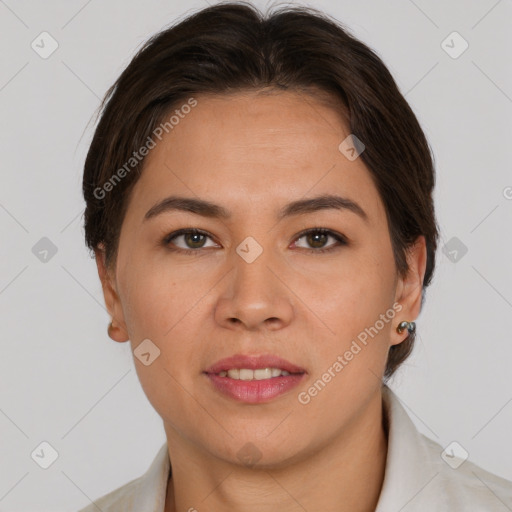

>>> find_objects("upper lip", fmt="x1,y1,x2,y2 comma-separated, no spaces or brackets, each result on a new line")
204,354,306,374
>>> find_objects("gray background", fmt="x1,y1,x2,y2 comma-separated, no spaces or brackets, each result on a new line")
1,0,511,510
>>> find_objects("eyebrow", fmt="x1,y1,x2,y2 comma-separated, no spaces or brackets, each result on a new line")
144,194,368,223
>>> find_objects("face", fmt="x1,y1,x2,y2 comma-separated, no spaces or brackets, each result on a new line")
96,89,426,468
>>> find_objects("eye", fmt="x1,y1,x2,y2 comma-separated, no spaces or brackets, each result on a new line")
161,227,347,255
292,228,347,253
162,228,218,254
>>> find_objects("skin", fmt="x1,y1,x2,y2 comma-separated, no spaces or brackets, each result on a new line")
95,89,426,512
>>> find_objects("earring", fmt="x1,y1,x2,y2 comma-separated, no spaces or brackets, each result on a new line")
108,321,116,338
396,320,416,334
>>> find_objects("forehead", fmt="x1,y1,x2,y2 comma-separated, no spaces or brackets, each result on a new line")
126,90,385,223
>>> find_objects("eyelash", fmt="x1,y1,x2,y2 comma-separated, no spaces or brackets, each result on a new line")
161,227,347,255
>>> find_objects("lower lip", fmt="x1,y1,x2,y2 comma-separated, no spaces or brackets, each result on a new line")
205,373,306,403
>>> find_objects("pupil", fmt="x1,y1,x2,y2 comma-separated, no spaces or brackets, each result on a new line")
309,232,326,248
187,233,205,248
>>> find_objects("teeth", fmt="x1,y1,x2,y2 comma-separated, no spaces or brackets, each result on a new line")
218,368,292,379
227,369,239,379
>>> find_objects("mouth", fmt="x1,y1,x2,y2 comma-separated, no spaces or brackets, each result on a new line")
203,353,307,403
204,353,306,375
214,367,301,379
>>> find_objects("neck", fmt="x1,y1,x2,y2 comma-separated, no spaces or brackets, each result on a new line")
165,388,388,512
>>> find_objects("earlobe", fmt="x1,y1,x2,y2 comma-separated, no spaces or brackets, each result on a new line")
94,244,130,343
392,236,427,345
108,319,129,343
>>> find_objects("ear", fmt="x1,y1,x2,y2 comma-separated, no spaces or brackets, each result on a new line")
391,235,427,346
94,244,129,343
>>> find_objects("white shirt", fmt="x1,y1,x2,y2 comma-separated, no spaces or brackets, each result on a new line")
78,385,512,511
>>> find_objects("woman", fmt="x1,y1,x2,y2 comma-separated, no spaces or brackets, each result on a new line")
79,2,512,511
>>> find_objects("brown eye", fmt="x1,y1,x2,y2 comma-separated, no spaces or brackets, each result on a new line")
163,228,217,253
306,231,329,248
162,227,347,255
294,228,347,253
182,232,207,249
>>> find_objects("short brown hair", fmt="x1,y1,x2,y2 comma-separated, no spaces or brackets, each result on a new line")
82,1,439,380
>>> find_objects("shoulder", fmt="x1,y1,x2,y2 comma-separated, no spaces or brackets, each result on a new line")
377,386,512,511
77,476,142,512
420,433,512,510
76,442,171,512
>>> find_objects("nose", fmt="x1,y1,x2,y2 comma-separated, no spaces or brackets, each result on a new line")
214,247,294,332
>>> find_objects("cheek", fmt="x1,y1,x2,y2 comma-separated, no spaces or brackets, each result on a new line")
298,249,394,328
120,272,205,422
118,249,191,337
296,275,396,424
293,251,397,379
121,278,171,339
119,261,207,360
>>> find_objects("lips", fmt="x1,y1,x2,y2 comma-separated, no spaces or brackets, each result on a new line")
204,353,306,375
206,372,306,403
